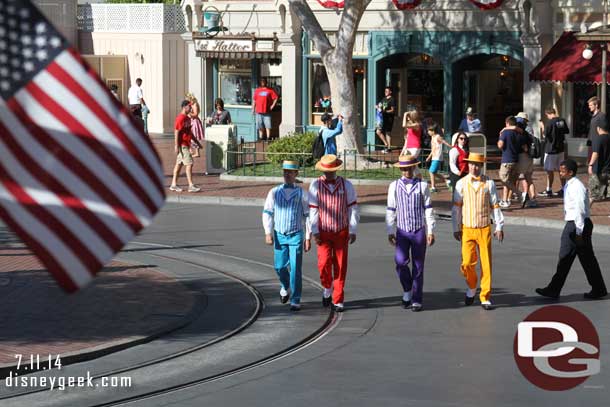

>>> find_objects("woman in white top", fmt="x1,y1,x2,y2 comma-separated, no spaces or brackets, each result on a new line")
425,124,451,192
448,132,470,193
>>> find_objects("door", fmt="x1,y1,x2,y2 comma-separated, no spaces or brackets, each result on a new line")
388,68,408,142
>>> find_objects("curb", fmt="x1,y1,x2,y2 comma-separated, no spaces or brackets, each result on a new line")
167,195,610,236
220,173,393,186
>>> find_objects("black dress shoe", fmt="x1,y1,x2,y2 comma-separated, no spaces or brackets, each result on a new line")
281,293,290,304
322,296,332,307
401,299,411,309
584,290,608,299
411,303,422,312
290,304,301,311
464,295,475,306
535,288,559,299
481,303,494,311
333,304,344,313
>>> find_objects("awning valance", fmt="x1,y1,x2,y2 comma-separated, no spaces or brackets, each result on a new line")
529,31,610,84
196,51,282,60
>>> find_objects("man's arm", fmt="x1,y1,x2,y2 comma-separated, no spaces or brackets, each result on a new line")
269,90,279,111
451,179,464,235
497,132,505,150
346,180,359,236
174,128,180,153
423,182,435,236
589,152,599,174
489,180,504,233
386,181,397,235
308,181,320,236
262,188,275,236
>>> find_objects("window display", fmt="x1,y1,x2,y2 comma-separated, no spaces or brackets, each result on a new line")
219,60,252,106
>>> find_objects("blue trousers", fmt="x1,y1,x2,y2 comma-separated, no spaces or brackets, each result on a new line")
395,227,427,304
273,230,304,304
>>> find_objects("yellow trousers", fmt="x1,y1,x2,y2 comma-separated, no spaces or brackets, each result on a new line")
461,225,492,302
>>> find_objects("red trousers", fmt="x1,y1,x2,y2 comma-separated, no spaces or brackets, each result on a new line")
317,228,349,304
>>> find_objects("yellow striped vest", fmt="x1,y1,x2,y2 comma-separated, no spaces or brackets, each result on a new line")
462,175,491,229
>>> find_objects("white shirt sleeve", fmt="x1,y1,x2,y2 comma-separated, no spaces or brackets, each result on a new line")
423,182,436,235
301,188,311,239
308,181,320,235
452,178,464,233
386,181,397,235
346,180,359,235
262,188,275,235
571,182,587,235
137,87,143,102
449,148,460,175
488,180,504,232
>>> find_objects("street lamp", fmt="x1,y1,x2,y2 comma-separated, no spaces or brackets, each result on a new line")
576,0,609,113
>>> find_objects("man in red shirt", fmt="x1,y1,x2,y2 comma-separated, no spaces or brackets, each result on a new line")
252,78,279,141
170,100,202,192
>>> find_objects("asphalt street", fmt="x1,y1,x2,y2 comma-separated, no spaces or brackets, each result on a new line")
5,203,610,406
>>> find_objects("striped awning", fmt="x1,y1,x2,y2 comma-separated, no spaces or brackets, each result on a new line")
196,51,282,60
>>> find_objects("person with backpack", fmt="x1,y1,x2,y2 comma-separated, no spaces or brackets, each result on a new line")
540,107,569,197
515,113,539,208
319,113,343,156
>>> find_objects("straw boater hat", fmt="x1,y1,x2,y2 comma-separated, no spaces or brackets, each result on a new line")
282,160,299,171
516,112,529,121
464,152,486,164
393,154,420,168
315,154,343,172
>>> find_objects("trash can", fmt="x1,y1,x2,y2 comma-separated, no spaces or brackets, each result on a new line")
205,125,237,174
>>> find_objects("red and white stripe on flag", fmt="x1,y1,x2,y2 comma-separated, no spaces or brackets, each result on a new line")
392,0,422,10
316,0,344,8
469,0,503,10
0,0,166,292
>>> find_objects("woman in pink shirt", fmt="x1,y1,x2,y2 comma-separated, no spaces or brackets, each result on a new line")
401,110,422,157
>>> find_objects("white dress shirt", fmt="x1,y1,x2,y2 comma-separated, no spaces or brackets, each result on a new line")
128,85,143,105
563,176,590,235
308,178,359,235
262,186,311,238
386,178,436,235
452,175,504,233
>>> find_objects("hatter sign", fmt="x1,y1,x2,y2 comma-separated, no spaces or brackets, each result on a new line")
469,0,503,9
392,0,422,10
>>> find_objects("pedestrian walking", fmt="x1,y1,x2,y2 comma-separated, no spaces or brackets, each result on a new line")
497,116,525,208
401,110,422,157
515,114,538,208
186,94,205,157
169,100,202,193
448,132,469,193
425,124,451,193
127,78,146,118
539,107,569,197
386,155,436,312
252,78,279,141
375,86,396,153
452,153,505,310
588,119,610,206
309,155,359,312
535,159,607,300
263,161,312,311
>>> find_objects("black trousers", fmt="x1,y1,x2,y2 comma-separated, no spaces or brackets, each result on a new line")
547,218,607,294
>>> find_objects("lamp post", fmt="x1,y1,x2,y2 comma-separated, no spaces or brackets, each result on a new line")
576,0,610,113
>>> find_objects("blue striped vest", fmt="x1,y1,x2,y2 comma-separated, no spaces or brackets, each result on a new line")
274,185,304,235
396,178,425,233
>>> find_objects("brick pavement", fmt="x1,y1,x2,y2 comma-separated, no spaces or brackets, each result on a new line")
0,236,196,369
155,137,610,226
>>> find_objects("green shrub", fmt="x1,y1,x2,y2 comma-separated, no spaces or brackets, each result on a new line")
267,131,317,166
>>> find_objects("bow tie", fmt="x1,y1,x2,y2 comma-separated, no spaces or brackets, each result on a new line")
283,184,295,189
471,176,481,182
401,178,416,185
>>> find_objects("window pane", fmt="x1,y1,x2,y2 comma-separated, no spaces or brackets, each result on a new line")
220,73,252,106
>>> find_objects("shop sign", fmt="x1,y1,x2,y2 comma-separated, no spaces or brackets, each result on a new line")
316,0,344,8
195,39,253,53
392,0,422,10
469,0,503,9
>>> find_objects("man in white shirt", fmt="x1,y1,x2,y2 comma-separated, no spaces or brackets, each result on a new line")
536,159,607,300
128,78,146,118
309,155,359,312
262,161,311,311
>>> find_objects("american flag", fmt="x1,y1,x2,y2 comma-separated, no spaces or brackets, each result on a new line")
0,0,166,292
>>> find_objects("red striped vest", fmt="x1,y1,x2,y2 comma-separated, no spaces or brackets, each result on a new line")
317,176,348,233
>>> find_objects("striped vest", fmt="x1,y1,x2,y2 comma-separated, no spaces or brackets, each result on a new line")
396,179,425,232
317,176,348,233
273,185,304,235
462,175,491,229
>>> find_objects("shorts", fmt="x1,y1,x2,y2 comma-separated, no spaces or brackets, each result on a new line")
256,113,272,130
499,162,518,186
516,153,533,183
589,173,609,201
543,153,562,172
176,146,194,166
404,147,421,158
429,160,442,174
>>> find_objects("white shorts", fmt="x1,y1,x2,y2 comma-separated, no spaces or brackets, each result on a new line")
544,153,562,172
401,147,421,158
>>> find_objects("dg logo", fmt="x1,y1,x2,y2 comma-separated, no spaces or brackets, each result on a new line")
514,305,601,390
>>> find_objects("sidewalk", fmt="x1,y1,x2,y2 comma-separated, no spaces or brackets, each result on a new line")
155,137,610,227
0,234,198,377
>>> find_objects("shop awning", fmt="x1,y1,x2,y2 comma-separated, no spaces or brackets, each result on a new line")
196,51,282,61
529,31,610,84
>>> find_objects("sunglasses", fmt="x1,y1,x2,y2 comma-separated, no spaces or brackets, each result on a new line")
458,137,466,140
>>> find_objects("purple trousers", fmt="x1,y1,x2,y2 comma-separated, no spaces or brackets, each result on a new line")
395,227,427,304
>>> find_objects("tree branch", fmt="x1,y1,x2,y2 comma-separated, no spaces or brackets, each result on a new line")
336,0,370,56
288,0,332,57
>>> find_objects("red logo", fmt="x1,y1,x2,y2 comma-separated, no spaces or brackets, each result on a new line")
514,305,600,391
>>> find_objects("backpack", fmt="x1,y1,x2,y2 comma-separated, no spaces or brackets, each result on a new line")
312,129,325,160
529,134,541,159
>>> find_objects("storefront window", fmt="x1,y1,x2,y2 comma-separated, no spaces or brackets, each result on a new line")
309,59,366,126
219,60,252,107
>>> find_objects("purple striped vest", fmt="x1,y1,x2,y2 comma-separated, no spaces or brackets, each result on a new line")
396,178,425,233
